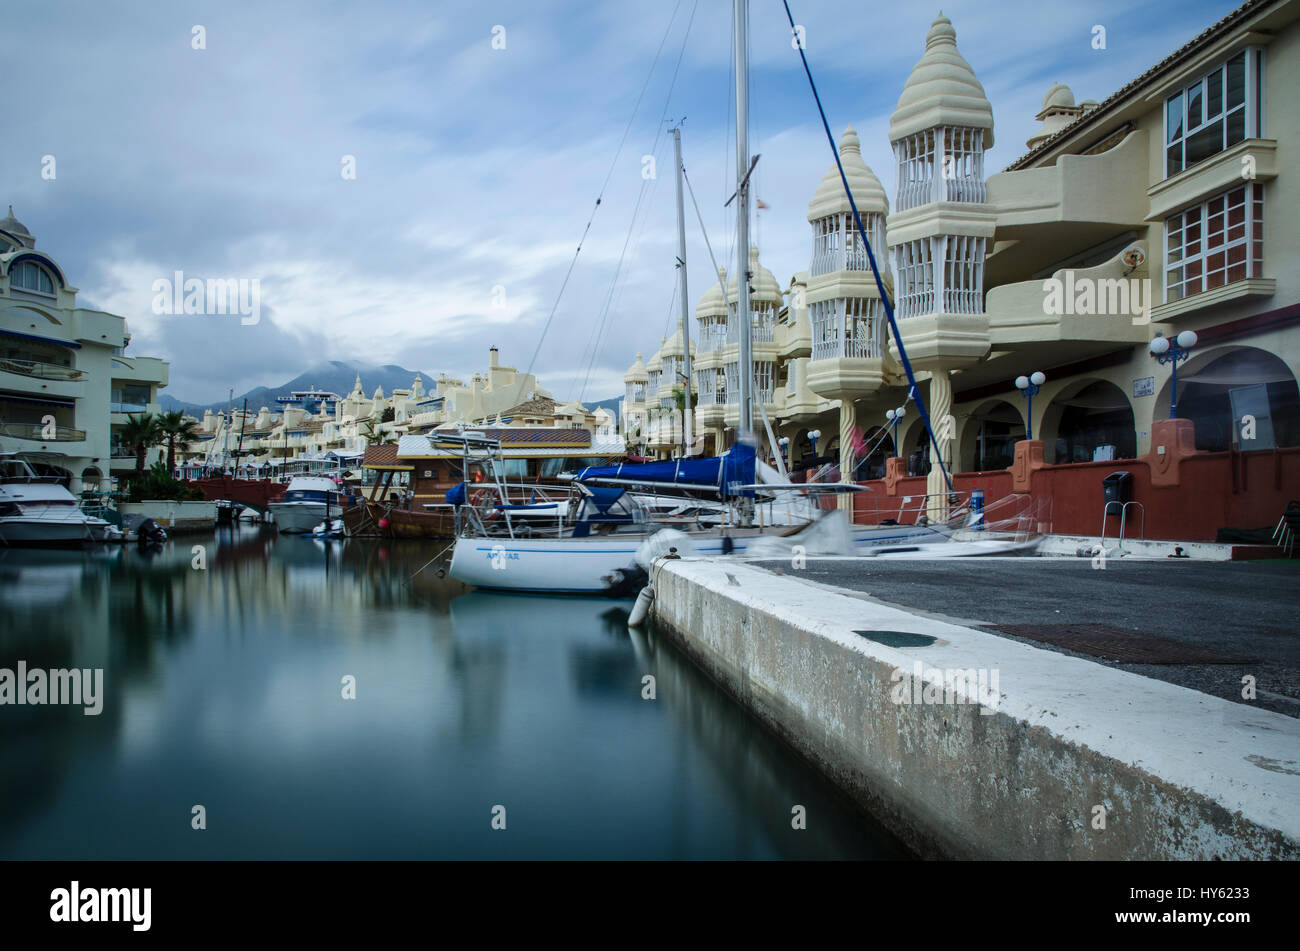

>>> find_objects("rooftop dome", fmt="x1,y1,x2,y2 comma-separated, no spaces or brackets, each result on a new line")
890,13,994,146
808,126,888,221
696,268,728,318
726,246,782,304
624,352,648,383
1041,82,1075,112
1027,81,1085,150
1,204,31,237
660,327,696,358
645,344,664,372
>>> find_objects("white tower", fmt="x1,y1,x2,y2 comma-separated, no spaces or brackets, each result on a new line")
805,126,892,493
887,12,995,514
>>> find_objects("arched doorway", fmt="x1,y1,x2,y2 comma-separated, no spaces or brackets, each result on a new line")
903,424,934,477
1154,346,1300,451
1042,380,1136,464
851,425,895,481
81,466,103,492
959,400,1023,472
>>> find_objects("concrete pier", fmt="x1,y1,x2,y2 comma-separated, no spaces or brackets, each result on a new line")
648,558,1300,860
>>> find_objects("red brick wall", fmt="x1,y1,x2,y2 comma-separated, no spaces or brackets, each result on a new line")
848,448,1300,541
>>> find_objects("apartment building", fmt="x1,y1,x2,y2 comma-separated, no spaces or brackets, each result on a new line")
0,207,169,491
624,0,1298,529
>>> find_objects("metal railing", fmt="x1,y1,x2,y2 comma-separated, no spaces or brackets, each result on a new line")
0,422,87,441
0,358,84,381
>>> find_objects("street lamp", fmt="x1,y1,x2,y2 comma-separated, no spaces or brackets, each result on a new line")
1149,330,1197,419
778,435,790,465
808,429,822,460
1014,371,1046,440
884,405,906,457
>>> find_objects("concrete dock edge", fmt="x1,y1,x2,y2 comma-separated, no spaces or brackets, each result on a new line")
648,559,1300,860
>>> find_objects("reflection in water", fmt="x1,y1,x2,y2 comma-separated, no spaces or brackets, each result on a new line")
0,526,906,859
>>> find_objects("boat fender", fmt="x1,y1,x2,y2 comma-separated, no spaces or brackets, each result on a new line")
628,584,655,628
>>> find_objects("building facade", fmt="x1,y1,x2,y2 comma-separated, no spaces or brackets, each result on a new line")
624,0,1299,530
0,207,170,491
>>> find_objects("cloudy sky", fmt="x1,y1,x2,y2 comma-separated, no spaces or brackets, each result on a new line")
3,0,1239,404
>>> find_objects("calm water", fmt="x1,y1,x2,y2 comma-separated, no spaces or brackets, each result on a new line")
0,527,906,859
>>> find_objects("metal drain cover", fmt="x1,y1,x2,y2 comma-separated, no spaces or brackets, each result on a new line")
854,630,937,648
987,623,1256,665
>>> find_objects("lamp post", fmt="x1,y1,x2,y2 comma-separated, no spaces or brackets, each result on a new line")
1014,371,1046,440
884,405,906,458
1149,330,1197,419
778,435,790,467
808,429,821,462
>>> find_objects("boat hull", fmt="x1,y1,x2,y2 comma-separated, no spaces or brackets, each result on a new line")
0,517,110,547
342,501,457,539
269,502,332,534
450,530,773,594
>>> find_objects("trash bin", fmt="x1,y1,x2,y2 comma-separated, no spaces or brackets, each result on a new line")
1102,471,1132,506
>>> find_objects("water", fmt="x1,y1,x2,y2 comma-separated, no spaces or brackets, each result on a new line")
0,527,907,859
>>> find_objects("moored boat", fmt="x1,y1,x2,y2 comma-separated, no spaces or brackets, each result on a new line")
0,454,112,547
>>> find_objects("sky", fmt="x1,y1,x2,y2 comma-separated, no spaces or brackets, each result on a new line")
2,0,1243,405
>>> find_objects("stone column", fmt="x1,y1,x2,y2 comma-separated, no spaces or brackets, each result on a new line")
838,399,857,515
926,371,953,521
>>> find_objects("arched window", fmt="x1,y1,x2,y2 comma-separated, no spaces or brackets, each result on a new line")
8,261,56,296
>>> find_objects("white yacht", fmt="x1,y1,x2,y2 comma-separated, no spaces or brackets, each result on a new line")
268,476,346,534
0,454,113,547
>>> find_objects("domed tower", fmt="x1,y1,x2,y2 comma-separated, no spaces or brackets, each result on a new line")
624,352,648,407
0,205,36,250
692,269,729,446
723,246,781,435
887,12,994,513
805,126,893,490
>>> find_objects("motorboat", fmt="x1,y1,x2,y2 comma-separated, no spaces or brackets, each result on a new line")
268,476,347,534
0,454,113,547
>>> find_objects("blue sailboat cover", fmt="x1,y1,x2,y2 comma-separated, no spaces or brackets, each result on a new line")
573,443,756,498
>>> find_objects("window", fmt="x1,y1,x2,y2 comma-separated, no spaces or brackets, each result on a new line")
1165,49,1262,177
810,213,882,276
893,239,935,318
942,235,986,314
893,127,985,210
7,261,55,296
1164,183,1263,302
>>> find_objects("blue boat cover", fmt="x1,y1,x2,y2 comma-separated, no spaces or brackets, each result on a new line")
444,482,467,506
583,485,627,513
574,443,755,498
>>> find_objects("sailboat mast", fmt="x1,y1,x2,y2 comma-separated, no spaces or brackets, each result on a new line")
733,0,753,444
672,126,693,457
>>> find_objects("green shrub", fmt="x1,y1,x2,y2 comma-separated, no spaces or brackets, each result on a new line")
127,461,205,503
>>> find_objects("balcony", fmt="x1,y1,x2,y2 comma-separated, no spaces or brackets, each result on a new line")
987,245,1152,351
0,422,89,454
0,358,84,382
0,358,86,400
810,247,869,277
985,129,1149,284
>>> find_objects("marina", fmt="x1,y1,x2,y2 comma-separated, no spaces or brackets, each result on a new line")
0,529,906,860
2,0,1299,916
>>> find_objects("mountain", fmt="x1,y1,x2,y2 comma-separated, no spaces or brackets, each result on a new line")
160,361,436,416
586,396,622,417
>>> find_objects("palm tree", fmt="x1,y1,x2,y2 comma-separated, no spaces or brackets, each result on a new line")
158,410,203,473
119,413,163,473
